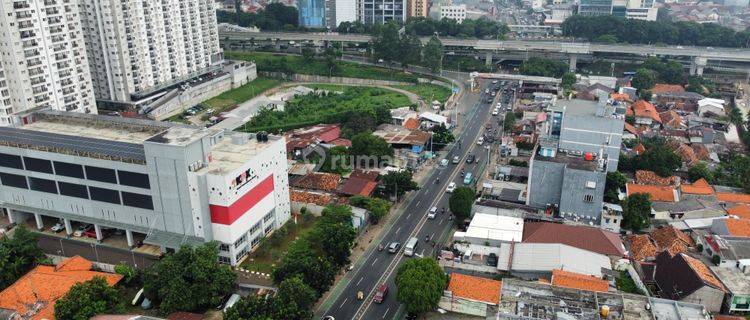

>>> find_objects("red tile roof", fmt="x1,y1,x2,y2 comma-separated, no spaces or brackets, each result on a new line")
649,225,694,255
522,222,626,256
551,269,609,293
289,189,334,206
659,110,684,128
635,170,679,186
691,144,709,161
633,143,646,155
291,172,341,191
651,84,685,94
631,100,662,123
447,273,502,305
676,143,698,166
717,192,750,204
349,170,379,182
611,93,631,102
0,256,122,320
727,204,750,219
403,118,420,130
624,122,639,136
725,219,750,237
681,253,726,292
339,178,377,197
330,138,352,147
628,234,658,261
627,183,679,202
680,178,714,195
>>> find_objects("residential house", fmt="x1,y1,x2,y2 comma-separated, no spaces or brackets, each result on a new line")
522,222,626,258
653,251,727,312
0,256,123,320
635,170,680,186
550,269,609,292
626,183,679,202
681,179,714,197
654,91,704,112
651,84,685,97
629,100,662,128
440,273,502,317
660,110,686,130
499,243,613,278
453,214,524,247
627,226,694,262
711,266,750,313
285,124,343,157
727,204,750,219
289,189,335,215
698,98,727,118
701,234,750,268
652,198,724,221
712,218,750,238
676,143,700,167
290,172,341,192
717,192,750,205
372,124,431,151
390,107,418,126
339,170,379,197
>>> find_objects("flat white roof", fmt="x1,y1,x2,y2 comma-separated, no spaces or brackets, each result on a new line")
465,213,524,242
200,133,282,175
509,243,612,277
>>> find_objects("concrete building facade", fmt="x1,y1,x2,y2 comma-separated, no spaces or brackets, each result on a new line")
440,4,467,23
358,0,406,24
299,0,326,27
407,0,429,18
326,0,358,28
0,110,290,266
78,0,223,105
0,0,97,126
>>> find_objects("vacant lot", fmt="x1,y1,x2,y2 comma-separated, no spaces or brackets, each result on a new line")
394,83,452,104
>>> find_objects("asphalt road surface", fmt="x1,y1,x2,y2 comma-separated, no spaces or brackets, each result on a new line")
319,79,501,320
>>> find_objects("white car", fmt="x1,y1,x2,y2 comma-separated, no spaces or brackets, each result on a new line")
492,109,499,116
446,182,456,193
50,222,65,233
428,207,438,219
477,137,484,145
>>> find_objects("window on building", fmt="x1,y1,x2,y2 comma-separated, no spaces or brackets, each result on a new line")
251,236,261,248
23,157,53,174
0,172,28,189
218,256,231,264
89,186,120,204
263,210,275,223
121,192,153,210
249,221,262,235
54,161,84,178
264,224,274,234
28,177,57,194
118,170,150,189
234,234,247,248
0,153,23,169
85,166,117,183
583,194,594,203
58,181,88,199
235,248,248,262
219,243,230,252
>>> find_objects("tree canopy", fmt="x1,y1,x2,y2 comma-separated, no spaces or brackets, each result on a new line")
449,186,475,223
605,171,626,204
380,170,419,198
142,243,236,315
349,195,392,224
619,138,681,177
395,258,448,315
217,3,299,31
372,22,401,63
622,193,653,231
561,15,750,48
632,68,656,98
54,276,124,320
225,276,316,320
0,225,45,290
519,57,568,78
423,36,444,73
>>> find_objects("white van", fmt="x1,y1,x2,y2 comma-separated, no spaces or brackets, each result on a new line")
404,237,419,257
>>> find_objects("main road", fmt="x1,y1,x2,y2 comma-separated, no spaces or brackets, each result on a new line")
317,73,499,320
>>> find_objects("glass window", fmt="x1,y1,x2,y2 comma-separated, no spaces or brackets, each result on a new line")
54,161,84,179
121,191,153,210
0,172,28,189
219,243,230,252
0,153,23,169
58,181,88,199
85,166,117,183
28,177,57,194
117,170,150,189
89,186,120,204
23,157,53,174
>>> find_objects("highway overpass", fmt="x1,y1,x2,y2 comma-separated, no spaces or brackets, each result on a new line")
219,30,750,76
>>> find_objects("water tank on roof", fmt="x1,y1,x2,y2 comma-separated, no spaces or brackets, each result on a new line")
584,152,594,161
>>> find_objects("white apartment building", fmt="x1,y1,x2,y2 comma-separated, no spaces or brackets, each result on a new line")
0,0,97,126
440,4,467,23
78,0,223,105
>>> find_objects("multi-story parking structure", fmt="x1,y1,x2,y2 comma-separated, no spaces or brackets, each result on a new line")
0,0,97,126
0,110,290,265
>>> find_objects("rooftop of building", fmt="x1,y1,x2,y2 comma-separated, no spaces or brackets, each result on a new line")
717,192,750,204
626,183,679,202
372,124,431,146
533,149,601,171
198,132,282,176
710,266,750,295
447,273,502,305
0,256,122,320
523,221,626,256
550,269,609,293
462,213,524,242
727,204,750,219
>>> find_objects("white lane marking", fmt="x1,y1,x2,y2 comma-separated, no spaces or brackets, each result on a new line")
416,200,421,206
439,218,444,225
382,307,391,318
339,298,348,309
406,213,411,219
371,258,379,266
395,226,402,234
357,276,364,286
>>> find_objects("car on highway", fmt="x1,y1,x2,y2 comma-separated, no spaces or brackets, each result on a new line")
321,317,335,320
477,137,484,145
452,156,460,164
463,172,473,185
466,154,475,163
492,108,499,116
428,206,438,219
440,158,449,166
387,242,401,253
373,284,389,303
74,224,93,237
446,182,456,193
50,221,65,233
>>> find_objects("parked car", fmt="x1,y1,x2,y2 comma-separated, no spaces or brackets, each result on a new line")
446,182,456,193
439,159,449,166
487,253,498,267
373,284,389,303
83,228,98,239
74,224,93,237
452,156,460,164
387,242,401,253
50,221,65,233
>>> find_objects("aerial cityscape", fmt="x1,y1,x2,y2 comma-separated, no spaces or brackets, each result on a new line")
0,0,749,319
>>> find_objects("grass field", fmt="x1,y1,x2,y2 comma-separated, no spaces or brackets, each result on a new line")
240,216,318,273
394,83,453,104
226,51,420,83
203,77,284,112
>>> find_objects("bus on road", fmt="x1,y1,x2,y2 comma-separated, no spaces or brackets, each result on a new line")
404,237,418,256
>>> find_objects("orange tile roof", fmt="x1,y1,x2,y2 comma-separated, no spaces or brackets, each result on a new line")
628,234,658,261
635,170,678,186
691,144,709,160
727,204,750,219
676,143,698,166
659,110,684,128
551,269,609,293
717,192,750,204
289,189,334,206
651,84,685,94
0,256,122,320
627,183,678,202
291,172,341,191
650,225,694,252
680,178,714,195
611,93,630,102
631,100,662,123
633,143,646,155
714,316,746,320
447,273,502,305
681,253,726,292
725,218,750,237
403,118,420,130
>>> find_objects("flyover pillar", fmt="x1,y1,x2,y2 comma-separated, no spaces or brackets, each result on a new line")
485,52,493,66
691,57,707,76
34,213,44,230
568,54,578,72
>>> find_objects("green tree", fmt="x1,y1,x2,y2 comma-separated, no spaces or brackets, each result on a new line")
561,72,576,90
320,146,350,174
423,36,444,73
309,205,356,267
272,241,336,295
622,193,652,231
431,124,455,150
323,47,340,76
593,34,619,43
635,139,681,177
0,225,45,290
449,186,475,223
142,243,236,314
519,57,568,78
224,294,278,320
503,111,516,132
301,47,315,63
373,21,401,63
398,33,422,68
274,276,317,319
605,171,626,204
632,68,656,97
349,195,392,224
54,276,124,320
688,161,714,182
395,258,448,315
381,170,418,198
350,133,394,168
114,263,139,287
